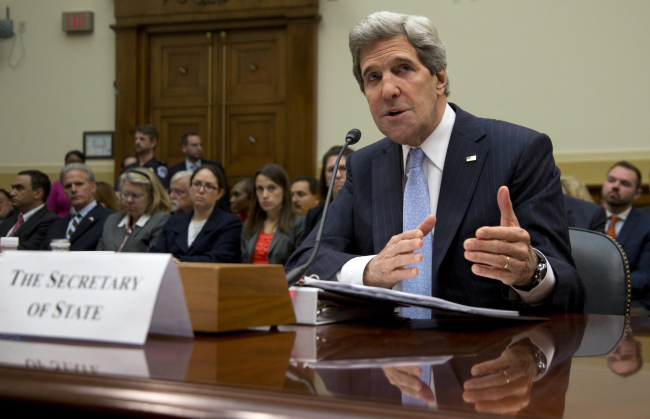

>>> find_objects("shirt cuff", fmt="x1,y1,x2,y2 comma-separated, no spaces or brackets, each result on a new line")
336,255,376,285
509,328,556,381
511,250,555,306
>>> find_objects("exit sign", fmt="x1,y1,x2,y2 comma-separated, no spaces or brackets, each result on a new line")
62,11,94,32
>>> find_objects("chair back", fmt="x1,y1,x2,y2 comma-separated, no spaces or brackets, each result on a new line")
569,227,630,315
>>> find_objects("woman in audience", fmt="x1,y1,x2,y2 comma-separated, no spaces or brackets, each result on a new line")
47,150,85,217
151,165,242,262
97,168,171,252
94,181,119,211
230,177,253,222
561,175,596,203
241,164,305,265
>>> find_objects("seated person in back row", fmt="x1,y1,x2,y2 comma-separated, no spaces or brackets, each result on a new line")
98,168,171,252
169,170,193,216
0,170,59,249
0,189,15,227
42,164,114,251
151,165,242,262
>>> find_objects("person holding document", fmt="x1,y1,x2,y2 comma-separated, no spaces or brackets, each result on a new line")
286,11,585,314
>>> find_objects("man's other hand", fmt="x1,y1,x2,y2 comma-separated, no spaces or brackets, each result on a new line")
363,215,436,288
463,186,537,287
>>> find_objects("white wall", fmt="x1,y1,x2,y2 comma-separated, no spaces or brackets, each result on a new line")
0,0,115,175
317,0,650,163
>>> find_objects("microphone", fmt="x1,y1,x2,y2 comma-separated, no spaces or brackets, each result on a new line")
286,129,361,286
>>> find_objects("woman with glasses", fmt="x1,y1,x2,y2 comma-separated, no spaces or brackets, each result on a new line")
97,168,171,252
151,165,242,262
241,164,305,265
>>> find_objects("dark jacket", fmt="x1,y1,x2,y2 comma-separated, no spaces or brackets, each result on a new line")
41,204,114,251
0,206,59,250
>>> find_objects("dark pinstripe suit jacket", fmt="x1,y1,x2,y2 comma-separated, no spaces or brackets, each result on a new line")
286,103,585,313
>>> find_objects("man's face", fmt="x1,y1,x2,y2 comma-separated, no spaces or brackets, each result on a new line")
360,35,447,148
325,155,347,199
230,181,251,214
169,176,193,215
10,175,41,214
602,166,641,211
134,131,156,156
0,193,12,219
291,180,320,215
62,169,96,212
182,135,203,162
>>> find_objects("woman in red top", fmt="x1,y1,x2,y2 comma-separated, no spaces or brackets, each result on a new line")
241,164,305,265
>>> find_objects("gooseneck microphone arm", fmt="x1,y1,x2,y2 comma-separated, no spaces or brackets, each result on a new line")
286,129,361,286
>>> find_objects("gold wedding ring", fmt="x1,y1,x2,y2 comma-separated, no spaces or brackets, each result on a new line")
504,256,509,270
503,370,509,384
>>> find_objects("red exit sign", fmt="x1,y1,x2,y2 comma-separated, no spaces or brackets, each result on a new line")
62,11,94,32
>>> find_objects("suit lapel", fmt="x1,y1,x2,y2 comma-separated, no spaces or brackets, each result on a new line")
70,206,100,242
372,140,404,253
617,208,637,248
14,207,44,237
431,108,488,291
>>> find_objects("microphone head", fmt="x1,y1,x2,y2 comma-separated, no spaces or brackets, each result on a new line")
345,129,362,145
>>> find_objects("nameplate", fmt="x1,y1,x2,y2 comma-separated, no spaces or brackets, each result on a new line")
0,252,193,345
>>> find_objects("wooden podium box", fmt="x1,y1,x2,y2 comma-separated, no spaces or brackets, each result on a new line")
177,263,296,333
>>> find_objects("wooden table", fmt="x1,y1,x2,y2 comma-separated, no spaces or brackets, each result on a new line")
0,313,647,418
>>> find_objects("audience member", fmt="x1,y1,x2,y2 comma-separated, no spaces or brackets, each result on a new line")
291,175,320,216
305,146,355,233
601,161,650,313
241,164,305,265
167,133,230,212
0,189,15,226
563,195,607,232
169,170,193,215
94,181,119,211
560,175,595,203
151,165,242,262
0,170,59,250
230,177,253,222
121,154,137,170
119,124,169,188
98,168,171,252
47,150,84,217
42,164,114,251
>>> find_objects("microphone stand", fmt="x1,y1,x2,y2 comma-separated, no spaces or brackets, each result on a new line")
286,129,361,286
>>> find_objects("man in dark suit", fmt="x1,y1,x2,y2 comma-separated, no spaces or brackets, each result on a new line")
167,133,230,212
41,164,114,251
286,11,585,314
0,189,15,227
0,170,59,249
601,161,650,313
563,194,607,232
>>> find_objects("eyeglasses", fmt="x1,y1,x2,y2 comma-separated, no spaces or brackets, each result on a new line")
191,181,219,192
122,190,144,200
170,188,188,196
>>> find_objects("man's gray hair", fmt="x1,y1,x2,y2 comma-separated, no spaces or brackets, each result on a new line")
171,170,192,184
349,11,449,96
60,163,95,184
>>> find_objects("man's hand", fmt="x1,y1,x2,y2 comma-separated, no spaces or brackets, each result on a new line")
462,345,537,415
463,186,537,287
363,215,436,288
382,366,435,404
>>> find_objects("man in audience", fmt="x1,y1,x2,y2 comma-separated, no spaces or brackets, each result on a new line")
287,11,584,314
0,189,15,226
601,161,650,315
167,132,230,211
563,194,607,232
291,176,320,216
41,164,114,251
169,170,193,216
120,124,169,188
0,170,59,249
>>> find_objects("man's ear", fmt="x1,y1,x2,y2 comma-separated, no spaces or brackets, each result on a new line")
33,188,44,201
152,138,158,149
435,69,447,96
635,188,642,201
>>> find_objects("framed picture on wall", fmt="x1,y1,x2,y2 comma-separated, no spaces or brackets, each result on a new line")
83,131,114,159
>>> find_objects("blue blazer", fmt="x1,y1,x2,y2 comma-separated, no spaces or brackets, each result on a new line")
616,207,650,309
563,195,606,232
41,204,114,251
286,103,585,313
150,206,242,263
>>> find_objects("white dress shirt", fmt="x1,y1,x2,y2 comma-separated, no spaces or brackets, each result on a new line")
337,103,555,306
66,200,98,238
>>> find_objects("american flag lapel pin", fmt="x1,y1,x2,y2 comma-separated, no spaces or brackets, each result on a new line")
466,155,477,162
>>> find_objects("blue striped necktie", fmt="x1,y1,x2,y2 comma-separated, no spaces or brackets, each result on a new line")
402,148,433,319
